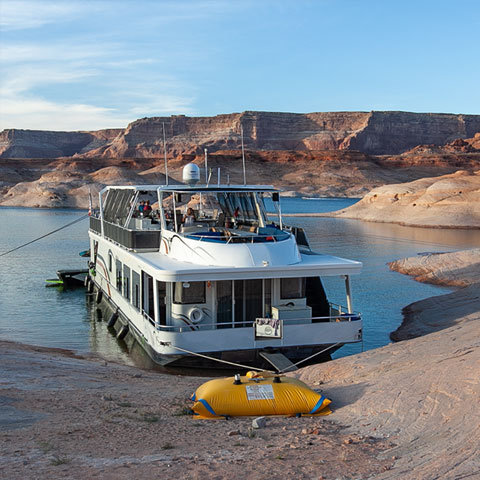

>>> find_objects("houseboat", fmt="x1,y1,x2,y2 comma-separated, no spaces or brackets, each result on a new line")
87,164,362,371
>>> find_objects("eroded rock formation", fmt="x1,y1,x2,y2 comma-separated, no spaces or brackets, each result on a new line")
0,128,121,159
2,111,480,159
326,170,480,228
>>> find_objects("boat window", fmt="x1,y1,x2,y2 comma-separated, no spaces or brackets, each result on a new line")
123,265,131,300
173,281,205,304
103,189,136,226
132,271,140,310
142,271,155,320
280,277,306,299
108,251,113,272
157,281,167,326
116,260,122,291
132,191,159,221
216,192,262,226
162,192,223,232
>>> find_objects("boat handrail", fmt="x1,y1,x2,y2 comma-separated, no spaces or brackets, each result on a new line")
184,231,291,244
158,311,361,332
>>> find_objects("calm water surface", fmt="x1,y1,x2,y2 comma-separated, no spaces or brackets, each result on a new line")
1,200,480,366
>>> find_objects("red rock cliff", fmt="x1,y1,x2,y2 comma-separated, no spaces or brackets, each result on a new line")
1,111,479,159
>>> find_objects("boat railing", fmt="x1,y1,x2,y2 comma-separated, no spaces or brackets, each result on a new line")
157,310,361,332
184,231,290,244
89,215,160,251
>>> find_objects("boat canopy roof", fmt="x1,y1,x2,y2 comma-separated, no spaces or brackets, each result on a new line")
100,184,279,194
138,250,362,282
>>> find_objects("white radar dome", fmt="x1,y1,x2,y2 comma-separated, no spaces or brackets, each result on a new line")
182,163,201,185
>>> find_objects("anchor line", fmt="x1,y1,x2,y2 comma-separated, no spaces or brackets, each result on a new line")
159,341,342,374
278,342,343,374
158,342,275,373
0,214,89,257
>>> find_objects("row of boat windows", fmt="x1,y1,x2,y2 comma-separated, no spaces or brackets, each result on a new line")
108,252,306,326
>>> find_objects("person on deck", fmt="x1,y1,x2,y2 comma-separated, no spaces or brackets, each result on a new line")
183,207,196,226
143,200,152,215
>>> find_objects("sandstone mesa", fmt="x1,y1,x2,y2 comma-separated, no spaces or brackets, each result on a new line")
1,110,480,211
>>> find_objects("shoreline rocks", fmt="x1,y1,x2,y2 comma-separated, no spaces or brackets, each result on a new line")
388,248,480,341
325,170,480,228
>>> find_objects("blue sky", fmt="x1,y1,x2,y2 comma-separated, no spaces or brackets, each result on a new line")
1,0,479,131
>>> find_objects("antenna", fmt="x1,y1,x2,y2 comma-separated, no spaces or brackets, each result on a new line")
163,122,168,186
204,148,208,183
241,124,246,185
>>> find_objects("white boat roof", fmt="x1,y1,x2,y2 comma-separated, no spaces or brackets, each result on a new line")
102,184,279,193
138,250,362,282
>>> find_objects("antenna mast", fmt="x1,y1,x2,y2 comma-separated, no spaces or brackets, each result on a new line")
241,124,246,185
163,122,168,185
204,148,208,183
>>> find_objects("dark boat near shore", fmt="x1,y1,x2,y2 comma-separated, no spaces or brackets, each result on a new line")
45,269,88,288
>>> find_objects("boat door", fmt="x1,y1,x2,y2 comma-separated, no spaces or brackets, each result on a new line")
216,279,267,328
234,279,262,328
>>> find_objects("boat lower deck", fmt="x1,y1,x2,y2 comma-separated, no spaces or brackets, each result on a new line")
93,284,355,371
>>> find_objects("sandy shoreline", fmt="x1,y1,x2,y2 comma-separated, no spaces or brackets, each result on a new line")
0,340,395,480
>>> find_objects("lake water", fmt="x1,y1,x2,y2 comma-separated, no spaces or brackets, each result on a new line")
1,200,480,367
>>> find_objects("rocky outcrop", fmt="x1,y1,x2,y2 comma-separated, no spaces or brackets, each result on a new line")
97,111,480,158
389,249,480,287
0,128,121,159
344,111,480,154
388,249,480,342
1,147,480,208
2,111,480,159
326,170,480,228
96,111,371,158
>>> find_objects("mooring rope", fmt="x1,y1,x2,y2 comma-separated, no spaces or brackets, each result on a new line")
278,342,343,373
0,214,89,257
162,341,342,374
160,342,275,373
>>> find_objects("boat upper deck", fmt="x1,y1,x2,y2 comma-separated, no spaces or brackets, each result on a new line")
89,182,362,277
91,183,288,249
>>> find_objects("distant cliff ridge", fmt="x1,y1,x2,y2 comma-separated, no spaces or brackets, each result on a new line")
0,128,122,159
1,111,479,159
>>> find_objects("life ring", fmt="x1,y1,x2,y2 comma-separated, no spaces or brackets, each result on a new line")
189,308,204,324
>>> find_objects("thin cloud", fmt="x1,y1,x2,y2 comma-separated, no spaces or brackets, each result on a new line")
0,92,197,130
1,64,98,97
0,95,130,131
0,1,97,31
0,43,116,63
129,95,196,116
